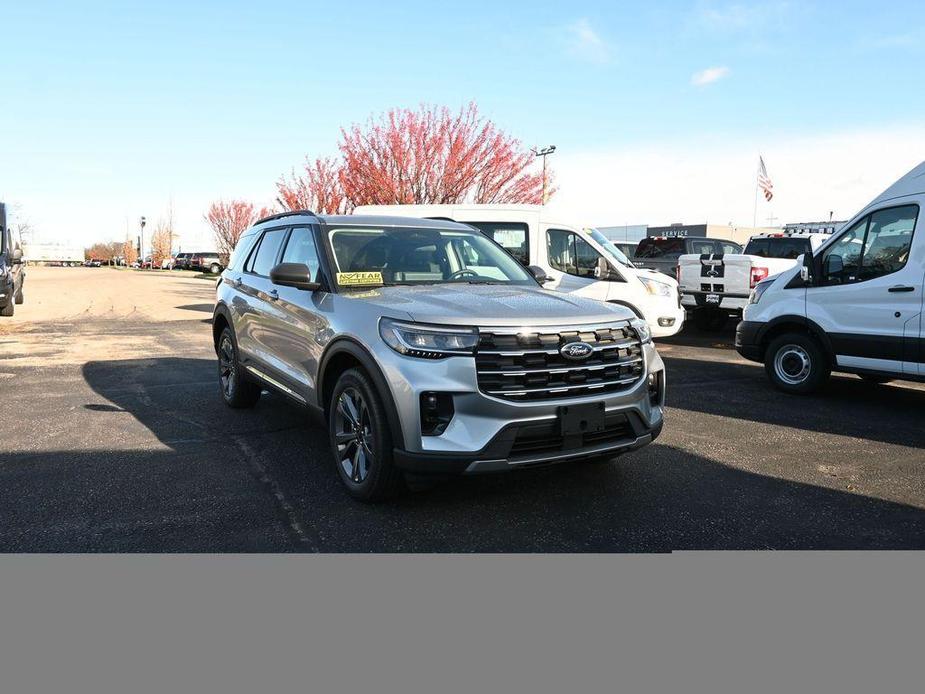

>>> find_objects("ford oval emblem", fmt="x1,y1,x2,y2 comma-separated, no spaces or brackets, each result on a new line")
560,341,594,361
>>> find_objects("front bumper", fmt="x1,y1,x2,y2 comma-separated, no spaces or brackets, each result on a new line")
394,413,662,475
735,320,765,362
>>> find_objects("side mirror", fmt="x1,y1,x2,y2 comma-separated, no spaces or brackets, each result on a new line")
595,256,621,281
527,265,552,284
11,248,23,264
269,262,320,291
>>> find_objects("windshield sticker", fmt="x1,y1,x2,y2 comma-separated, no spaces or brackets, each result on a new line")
336,271,384,287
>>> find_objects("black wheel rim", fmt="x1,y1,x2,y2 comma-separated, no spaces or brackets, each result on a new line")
334,388,373,484
219,336,235,397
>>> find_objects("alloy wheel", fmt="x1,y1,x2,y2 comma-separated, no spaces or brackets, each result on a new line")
334,388,374,483
219,335,236,397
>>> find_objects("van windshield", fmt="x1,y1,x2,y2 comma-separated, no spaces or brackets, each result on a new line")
585,228,634,267
327,226,536,287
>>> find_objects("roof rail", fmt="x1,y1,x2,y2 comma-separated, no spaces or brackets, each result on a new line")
255,209,317,225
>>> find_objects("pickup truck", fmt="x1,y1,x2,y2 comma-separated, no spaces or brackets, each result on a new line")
632,236,742,278
678,232,832,330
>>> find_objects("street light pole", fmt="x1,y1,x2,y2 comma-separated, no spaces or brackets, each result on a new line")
531,145,556,205
139,216,146,265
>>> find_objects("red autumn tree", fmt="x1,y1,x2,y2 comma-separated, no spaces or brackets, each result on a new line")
204,200,272,263
338,103,551,206
276,156,350,214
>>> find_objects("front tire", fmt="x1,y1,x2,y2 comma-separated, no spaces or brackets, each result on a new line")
15,287,23,304
1,300,13,317
209,263,221,274
217,327,261,408
328,368,403,501
765,333,830,394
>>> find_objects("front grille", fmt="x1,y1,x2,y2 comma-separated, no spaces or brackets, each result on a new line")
475,323,645,401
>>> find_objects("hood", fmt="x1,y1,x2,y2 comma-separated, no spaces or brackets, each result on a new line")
341,284,635,327
634,267,679,286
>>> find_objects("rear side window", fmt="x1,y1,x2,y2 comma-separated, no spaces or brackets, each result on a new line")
227,235,256,271
465,221,529,265
720,242,742,254
689,240,716,255
246,228,288,276
744,239,770,257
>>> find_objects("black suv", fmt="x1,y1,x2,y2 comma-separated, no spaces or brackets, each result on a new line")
0,203,25,316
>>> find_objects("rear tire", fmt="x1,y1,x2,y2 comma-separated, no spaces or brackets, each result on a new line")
217,327,261,408
209,263,221,274
329,368,403,502
1,301,13,317
14,287,23,304
764,332,830,394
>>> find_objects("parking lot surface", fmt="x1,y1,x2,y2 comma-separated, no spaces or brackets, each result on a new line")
1,266,924,552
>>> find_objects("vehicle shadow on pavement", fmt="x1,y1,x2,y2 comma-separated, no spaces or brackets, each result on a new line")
2,356,907,552
663,354,925,449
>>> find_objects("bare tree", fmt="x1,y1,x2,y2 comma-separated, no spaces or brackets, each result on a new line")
204,200,270,264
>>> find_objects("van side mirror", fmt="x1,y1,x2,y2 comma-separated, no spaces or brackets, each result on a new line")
527,265,552,284
11,248,23,264
270,262,320,291
800,252,814,284
595,256,621,281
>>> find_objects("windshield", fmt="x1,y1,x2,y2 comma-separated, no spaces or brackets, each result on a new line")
585,229,635,267
327,226,536,287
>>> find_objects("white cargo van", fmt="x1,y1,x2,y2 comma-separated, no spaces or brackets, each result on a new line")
737,161,925,393
678,230,833,330
352,204,685,338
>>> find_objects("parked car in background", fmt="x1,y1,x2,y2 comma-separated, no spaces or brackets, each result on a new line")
213,211,665,500
353,204,685,338
677,231,835,330
737,160,924,393
612,241,640,259
85,258,103,267
0,203,26,317
633,236,742,278
174,252,193,270
189,252,223,274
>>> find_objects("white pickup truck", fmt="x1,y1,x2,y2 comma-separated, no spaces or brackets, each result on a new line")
678,232,833,329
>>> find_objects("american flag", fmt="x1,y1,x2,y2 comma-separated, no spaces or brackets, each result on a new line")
757,156,774,201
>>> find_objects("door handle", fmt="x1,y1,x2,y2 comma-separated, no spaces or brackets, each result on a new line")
888,285,915,293
267,289,279,301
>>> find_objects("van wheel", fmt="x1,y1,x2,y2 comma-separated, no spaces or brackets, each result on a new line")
209,263,221,274
217,327,261,408
860,374,892,385
329,368,403,502
765,333,830,394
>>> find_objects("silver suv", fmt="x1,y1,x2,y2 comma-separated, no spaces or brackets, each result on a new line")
213,211,666,500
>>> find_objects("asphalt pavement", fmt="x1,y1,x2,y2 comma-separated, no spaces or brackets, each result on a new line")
1,267,923,551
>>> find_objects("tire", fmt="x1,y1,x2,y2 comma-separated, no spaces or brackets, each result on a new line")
328,367,403,501
0,301,12,317
764,332,830,394
209,263,221,275
217,326,261,408
14,287,23,304
860,374,892,385
694,308,727,331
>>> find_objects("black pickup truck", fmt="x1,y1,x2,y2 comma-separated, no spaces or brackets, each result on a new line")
0,203,25,317
632,236,742,278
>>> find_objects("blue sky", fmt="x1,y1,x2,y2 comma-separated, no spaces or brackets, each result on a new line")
2,0,925,247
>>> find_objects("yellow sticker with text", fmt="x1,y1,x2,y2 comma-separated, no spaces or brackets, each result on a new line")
337,271,384,287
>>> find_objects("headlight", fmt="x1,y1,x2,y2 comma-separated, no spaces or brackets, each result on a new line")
749,279,773,305
630,318,652,344
379,318,478,359
640,276,674,297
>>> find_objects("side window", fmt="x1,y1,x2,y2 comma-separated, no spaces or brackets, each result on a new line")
822,218,867,284
721,242,741,255
467,222,529,265
821,206,918,285
745,239,770,257
227,234,255,271
280,226,321,280
247,228,288,277
546,228,576,274
856,205,918,281
690,240,715,255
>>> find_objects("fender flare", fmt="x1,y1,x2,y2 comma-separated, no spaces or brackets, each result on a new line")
758,314,835,361
606,299,644,319
317,337,406,450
